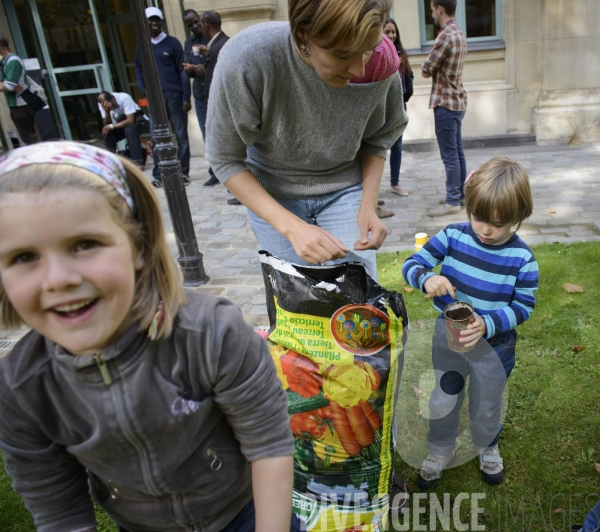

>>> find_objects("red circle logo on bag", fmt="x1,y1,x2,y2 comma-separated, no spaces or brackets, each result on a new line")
330,304,390,356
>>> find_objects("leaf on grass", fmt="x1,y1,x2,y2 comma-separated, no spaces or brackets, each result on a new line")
403,286,414,293
595,463,600,476
412,385,422,398
381,268,387,273
553,508,563,514
536,350,542,357
572,345,586,352
552,351,558,360
417,409,423,417
413,320,422,329
563,283,585,293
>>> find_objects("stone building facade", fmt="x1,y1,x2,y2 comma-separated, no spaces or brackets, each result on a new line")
1,0,599,149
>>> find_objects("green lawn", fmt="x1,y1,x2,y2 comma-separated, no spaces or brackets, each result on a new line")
379,241,600,531
1,242,599,531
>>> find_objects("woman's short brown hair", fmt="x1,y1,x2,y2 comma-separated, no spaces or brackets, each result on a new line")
0,157,186,339
465,156,533,231
289,0,391,54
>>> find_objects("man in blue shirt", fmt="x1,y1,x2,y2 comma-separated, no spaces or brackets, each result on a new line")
135,7,191,187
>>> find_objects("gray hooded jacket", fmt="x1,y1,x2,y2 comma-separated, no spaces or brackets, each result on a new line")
0,290,293,532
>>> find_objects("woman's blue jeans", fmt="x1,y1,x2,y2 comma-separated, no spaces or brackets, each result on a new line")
390,135,403,186
246,183,377,280
427,317,517,455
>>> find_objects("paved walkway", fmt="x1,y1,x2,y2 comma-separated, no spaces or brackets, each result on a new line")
1,142,599,349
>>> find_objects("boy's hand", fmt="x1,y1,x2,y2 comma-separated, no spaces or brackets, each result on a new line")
460,312,486,347
424,275,457,299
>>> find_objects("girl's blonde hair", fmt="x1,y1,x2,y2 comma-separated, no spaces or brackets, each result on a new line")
0,157,186,339
289,0,391,54
465,156,533,231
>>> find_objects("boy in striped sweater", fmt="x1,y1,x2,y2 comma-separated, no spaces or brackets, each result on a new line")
402,156,538,488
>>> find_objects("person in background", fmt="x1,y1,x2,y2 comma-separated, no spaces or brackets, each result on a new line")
0,32,41,146
422,0,468,217
384,18,413,198
182,9,209,140
135,7,191,187
97,91,150,168
197,10,232,193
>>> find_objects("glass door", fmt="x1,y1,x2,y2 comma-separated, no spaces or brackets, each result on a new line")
29,0,114,140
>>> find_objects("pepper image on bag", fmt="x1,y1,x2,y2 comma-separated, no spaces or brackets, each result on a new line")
260,252,408,532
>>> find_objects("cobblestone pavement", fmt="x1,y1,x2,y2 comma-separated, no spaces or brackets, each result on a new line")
1,142,599,349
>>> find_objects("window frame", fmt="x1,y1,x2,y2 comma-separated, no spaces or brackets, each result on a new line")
418,0,503,45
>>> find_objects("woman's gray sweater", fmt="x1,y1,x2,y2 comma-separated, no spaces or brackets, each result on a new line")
205,22,408,199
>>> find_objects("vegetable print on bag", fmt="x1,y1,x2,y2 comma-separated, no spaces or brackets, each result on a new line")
259,252,408,532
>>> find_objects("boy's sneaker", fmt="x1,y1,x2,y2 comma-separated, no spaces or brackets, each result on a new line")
417,451,456,489
479,444,504,484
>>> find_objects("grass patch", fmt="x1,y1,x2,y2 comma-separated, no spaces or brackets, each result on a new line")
379,241,600,531
1,242,599,531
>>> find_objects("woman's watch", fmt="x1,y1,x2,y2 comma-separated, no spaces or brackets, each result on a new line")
110,124,115,130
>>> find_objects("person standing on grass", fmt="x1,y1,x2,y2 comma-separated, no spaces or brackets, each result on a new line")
422,0,468,217
383,17,413,198
402,156,539,488
135,7,191,188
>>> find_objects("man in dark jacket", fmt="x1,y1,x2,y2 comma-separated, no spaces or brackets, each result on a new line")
135,7,191,187
182,9,209,141
198,11,236,201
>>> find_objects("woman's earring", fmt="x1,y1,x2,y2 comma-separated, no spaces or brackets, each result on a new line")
300,43,311,58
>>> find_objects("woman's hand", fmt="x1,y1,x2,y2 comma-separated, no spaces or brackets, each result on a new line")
286,220,349,264
424,275,457,299
460,312,486,347
354,206,388,251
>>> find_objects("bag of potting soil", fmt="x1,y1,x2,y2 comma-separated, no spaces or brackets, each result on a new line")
259,251,408,532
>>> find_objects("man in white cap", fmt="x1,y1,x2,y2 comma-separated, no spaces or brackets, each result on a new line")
135,7,191,187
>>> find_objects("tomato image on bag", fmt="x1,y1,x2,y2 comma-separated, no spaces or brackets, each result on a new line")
259,252,408,532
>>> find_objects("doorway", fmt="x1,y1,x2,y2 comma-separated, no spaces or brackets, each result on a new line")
4,0,160,141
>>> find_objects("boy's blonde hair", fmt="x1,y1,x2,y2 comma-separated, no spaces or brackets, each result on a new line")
0,157,186,339
465,156,533,231
289,0,390,54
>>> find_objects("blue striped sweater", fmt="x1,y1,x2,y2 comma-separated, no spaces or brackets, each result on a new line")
402,223,539,339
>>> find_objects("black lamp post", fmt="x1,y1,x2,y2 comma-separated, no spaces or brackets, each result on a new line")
129,0,209,286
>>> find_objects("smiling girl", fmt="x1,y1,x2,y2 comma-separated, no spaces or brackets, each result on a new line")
0,142,296,532
402,156,539,489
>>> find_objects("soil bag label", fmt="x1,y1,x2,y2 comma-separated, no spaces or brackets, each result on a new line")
260,252,408,532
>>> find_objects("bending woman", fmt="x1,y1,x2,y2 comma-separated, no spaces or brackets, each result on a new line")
205,0,408,279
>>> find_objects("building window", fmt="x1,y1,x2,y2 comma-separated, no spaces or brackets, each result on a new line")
420,0,502,44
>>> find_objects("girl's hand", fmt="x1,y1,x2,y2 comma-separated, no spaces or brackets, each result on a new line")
460,312,486,347
286,220,349,264
354,206,388,251
424,275,457,299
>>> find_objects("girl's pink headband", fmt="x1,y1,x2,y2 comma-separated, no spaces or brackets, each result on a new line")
0,141,136,213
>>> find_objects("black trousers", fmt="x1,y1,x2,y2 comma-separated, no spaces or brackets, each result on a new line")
104,120,150,166
9,105,40,145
